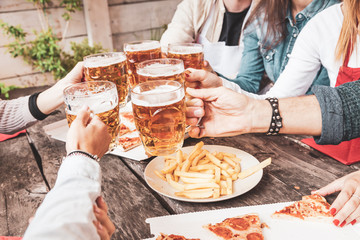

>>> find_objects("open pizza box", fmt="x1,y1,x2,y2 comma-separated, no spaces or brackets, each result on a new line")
43,102,149,161
143,202,360,240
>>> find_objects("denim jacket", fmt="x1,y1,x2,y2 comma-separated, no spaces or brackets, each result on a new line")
229,0,339,94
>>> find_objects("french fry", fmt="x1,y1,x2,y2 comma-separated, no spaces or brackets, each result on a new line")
155,170,166,181
220,180,227,195
207,153,222,167
176,150,183,164
175,189,214,199
222,152,236,158
215,167,221,184
221,169,231,178
189,164,216,171
226,177,233,195
181,177,215,184
181,149,202,172
166,174,185,191
215,152,224,160
223,156,237,168
175,170,214,179
174,165,181,182
238,158,271,179
184,182,219,190
191,149,208,166
161,162,178,174
197,159,211,165
213,188,220,199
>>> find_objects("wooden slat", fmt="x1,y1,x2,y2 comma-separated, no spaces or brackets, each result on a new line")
112,27,166,51
0,0,64,12
0,134,47,236
0,8,86,46
109,0,180,35
83,0,113,49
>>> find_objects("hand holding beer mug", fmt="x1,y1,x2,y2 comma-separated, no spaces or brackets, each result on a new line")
167,43,204,69
124,40,162,88
84,52,128,107
136,58,185,84
63,81,120,150
131,80,186,156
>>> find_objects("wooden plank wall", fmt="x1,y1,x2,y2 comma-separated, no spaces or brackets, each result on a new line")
0,0,181,88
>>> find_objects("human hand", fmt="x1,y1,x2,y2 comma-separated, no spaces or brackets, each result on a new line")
186,87,256,138
185,68,223,89
313,170,360,227
93,196,116,240
60,61,84,87
202,60,215,74
66,105,111,158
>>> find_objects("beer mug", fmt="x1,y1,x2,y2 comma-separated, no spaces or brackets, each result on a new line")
124,40,162,88
167,43,204,69
63,81,120,150
136,58,184,85
131,80,186,156
84,52,128,107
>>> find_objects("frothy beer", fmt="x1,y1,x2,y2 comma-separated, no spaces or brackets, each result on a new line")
124,40,162,88
136,58,185,85
64,81,120,149
131,81,186,156
84,52,128,106
167,43,204,69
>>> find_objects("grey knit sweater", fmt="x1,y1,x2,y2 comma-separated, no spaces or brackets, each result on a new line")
313,80,360,145
0,96,38,134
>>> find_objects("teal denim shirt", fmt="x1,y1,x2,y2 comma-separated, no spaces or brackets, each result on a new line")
227,0,339,94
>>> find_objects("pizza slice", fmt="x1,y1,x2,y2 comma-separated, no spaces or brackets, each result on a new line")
203,214,264,240
117,134,141,151
119,123,131,136
156,233,200,240
272,194,332,222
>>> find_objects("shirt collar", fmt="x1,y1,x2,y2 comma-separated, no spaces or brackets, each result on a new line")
286,0,331,24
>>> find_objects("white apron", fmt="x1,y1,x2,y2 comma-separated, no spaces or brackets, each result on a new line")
197,1,246,79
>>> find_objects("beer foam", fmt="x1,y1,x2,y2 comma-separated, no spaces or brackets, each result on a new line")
137,63,184,77
84,55,126,68
124,41,160,52
168,46,203,54
65,91,118,114
132,85,184,107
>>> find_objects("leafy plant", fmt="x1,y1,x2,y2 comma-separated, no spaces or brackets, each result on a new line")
0,0,104,98
0,83,18,99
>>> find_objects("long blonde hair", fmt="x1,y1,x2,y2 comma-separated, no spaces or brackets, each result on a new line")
335,0,360,61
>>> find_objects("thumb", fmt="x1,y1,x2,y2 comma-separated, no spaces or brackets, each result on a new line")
72,105,91,127
312,179,343,196
186,87,221,102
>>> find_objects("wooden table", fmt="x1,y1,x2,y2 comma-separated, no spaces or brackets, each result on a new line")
1,86,359,239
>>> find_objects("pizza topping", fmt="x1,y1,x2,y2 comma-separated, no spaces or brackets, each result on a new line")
204,214,264,240
246,232,264,240
156,233,199,240
209,226,233,239
225,217,250,231
272,194,332,221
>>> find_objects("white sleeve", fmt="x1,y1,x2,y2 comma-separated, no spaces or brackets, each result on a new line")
221,78,243,92
257,18,323,99
23,155,101,240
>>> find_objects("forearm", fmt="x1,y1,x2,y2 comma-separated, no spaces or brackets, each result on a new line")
24,155,101,240
250,95,322,136
37,81,67,115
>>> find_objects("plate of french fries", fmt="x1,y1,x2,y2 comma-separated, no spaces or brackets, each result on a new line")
144,141,271,202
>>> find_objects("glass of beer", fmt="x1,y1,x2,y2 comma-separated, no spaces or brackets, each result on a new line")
84,52,128,107
124,40,162,88
63,81,120,150
131,80,186,156
167,43,204,69
136,58,184,85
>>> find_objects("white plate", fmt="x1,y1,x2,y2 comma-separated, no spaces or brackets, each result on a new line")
144,145,263,203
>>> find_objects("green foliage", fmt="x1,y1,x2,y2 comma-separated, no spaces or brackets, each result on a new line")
0,83,18,99
60,39,106,79
150,24,168,41
0,0,105,85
